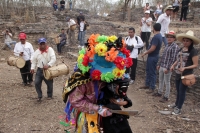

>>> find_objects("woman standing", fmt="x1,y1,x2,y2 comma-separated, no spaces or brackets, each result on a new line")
140,10,152,50
170,30,200,115
172,0,180,21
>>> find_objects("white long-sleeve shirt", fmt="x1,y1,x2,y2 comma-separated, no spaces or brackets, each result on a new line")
14,42,34,61
125,35,144,58
2,32,13,43
156,13,170,37
31,47,56,69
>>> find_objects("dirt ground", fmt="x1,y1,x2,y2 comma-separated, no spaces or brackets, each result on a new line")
0,49,200,133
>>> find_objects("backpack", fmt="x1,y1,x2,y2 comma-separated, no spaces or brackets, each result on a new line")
125,36,142,54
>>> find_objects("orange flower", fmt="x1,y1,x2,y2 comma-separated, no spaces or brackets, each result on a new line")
105,47,119,62
88,34,100,46
86,44,95,58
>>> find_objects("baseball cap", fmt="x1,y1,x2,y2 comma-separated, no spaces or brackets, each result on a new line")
38,38,47,44
19,33,27,40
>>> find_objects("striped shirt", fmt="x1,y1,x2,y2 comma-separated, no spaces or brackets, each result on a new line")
158,42,179,70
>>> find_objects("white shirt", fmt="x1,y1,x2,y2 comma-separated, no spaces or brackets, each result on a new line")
80,21,84,31
67,19,76,28
31,47,56,69
173,0,180,6
3,33,13,43
125,36,144,59
141,17,152,32
156,13,170,37
14,42,34,61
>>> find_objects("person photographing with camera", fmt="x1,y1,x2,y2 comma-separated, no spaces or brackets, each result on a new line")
2,29,16,51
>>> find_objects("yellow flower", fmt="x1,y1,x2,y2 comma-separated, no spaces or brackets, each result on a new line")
112,68,125,78
77,54,84,62
95,43,108,56
108,35,117,42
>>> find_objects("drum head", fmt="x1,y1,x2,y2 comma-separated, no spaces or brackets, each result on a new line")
16,58,25,68
44,70,51,80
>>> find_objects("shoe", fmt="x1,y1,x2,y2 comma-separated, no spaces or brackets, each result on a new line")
47,97,53,100
129,80,134,84
168,103,176,109
22,82,27,86
27,81,33,86
172,107,181,115
159,97,168,103
146,89,154,94
139,86,149,89
152,92,162,97
78,45,81,48
37,98,42,102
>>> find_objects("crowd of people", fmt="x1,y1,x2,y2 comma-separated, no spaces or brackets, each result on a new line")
1,1,199,132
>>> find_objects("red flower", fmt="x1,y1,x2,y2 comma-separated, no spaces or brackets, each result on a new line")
91,70,102,80
125,57,133,68
114,56,125,70
121,48,130,57
82,55,90,66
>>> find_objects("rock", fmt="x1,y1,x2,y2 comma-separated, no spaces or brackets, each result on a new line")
166,129,173,133
0,58,5,61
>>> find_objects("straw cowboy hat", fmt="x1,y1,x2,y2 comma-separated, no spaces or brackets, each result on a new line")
176,30,200,45
164,5,174,12
165,31,176,38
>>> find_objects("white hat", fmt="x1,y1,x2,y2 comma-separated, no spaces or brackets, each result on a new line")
145,10,150,14
164,5,174,12
176,30,200,45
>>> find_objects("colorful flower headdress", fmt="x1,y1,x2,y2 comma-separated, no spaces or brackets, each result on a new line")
76,34,133,83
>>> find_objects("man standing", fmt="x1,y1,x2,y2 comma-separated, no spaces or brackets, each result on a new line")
57,29,66,55
14,33,34,86
60,0,65,11
180,0,190,21
78,17,88,48
68,0,72,11
140,10,152,50
77,12,85,26
66,17,76,46
31,38,56,102
141,23,162,93
156,5,174,46
2,29,16,50
125,27,144,84
153,31,179,102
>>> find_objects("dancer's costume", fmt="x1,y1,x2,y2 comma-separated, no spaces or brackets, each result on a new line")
62,34,133,133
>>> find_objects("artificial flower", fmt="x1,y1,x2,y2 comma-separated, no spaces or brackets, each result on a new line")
77,54,84,62
120,48,130,58
82,55,90,66
95,43,108,56
125,57,133,68
114,56,125,70
121,39,126,49
88,34,100,46
78,63,90,74
113,68,125,78
79,48,86,55
105,47,118,62
101,72,115,82
91,70,102,80
86,44,95,58
97,35,108,43
108,35,117,42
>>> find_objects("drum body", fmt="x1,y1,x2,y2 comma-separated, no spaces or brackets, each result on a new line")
44,63,69,80
7,56,25,69
54,37,60,45
70,25,77,31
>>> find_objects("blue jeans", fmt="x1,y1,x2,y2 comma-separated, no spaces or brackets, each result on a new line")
78,31,85,46
175,77,188,109
145,56,159,90
69,3,72,10
60,5,65,11
5,41,16,50
53,4,58,11
57,40,66,53
162,37,168,46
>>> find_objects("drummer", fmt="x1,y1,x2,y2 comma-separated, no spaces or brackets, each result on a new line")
30,38,56,102
14,32,34,86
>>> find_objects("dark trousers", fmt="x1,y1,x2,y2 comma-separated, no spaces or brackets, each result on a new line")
125,58,137,80
175,78,188,109
141,32,151,50
180,7,188,21
57,40,66,53
20,60,33,84
145,56,158,90
103,118,132,133
35,68,53,98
